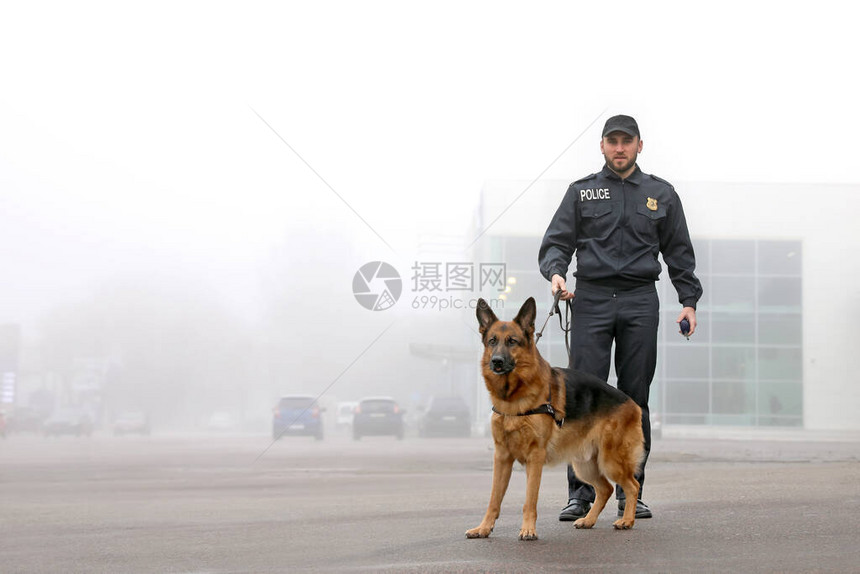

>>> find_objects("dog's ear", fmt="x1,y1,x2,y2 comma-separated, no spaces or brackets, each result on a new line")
476,298,498,335
514,297,537,338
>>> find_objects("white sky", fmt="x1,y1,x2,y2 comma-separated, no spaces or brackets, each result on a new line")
1,1,858,326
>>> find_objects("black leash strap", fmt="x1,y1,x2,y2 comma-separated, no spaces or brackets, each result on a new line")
558,297,573,357
534,290,573,357
534,290,563,344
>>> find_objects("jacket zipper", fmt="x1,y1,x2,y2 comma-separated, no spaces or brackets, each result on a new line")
617,179,626,275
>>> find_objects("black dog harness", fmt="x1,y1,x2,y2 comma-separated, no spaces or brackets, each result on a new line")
492,389,565,428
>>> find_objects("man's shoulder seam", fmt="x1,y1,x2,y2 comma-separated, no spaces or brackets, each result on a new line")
646,173,674,188
572,172,598,185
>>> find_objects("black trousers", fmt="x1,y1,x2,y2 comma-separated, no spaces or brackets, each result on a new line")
566,281,659,502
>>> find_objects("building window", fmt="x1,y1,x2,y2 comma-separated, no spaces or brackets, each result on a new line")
653,239,803,427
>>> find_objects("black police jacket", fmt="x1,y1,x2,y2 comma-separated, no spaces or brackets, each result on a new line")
538,165,703,309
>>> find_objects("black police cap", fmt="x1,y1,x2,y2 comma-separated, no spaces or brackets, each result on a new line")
602,115,640,138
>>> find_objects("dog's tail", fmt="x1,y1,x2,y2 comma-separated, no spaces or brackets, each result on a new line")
625,402,647,475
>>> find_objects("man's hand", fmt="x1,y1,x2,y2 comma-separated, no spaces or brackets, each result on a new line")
676,307,697,336
551,274,574,301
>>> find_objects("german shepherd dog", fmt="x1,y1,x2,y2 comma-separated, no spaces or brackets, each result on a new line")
466,297,645,540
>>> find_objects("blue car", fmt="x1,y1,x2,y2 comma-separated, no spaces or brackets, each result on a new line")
272,395,324,440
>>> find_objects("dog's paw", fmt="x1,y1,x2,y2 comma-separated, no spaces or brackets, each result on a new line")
612,518,634,530
465,526,492,539
518,528,538,541
573,517,596,529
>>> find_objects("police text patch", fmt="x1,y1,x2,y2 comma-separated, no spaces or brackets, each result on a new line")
580,188,611,201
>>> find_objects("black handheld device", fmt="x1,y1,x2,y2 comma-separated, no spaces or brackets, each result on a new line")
680,318,691,339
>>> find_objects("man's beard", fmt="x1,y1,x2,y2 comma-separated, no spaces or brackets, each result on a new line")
605,153,637,175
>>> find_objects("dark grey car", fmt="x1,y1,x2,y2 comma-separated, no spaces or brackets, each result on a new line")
352,397,404,440
418,395,471,438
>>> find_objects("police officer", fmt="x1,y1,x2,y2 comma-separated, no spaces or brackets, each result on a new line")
538,114,703,520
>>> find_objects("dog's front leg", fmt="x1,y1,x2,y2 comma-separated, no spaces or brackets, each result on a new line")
466,446,514,539
519,447,547,540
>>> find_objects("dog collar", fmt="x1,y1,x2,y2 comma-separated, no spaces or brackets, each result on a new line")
492,403,564,428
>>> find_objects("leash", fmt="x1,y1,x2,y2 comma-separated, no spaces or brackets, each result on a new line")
534,289,573,357
534,290,563,344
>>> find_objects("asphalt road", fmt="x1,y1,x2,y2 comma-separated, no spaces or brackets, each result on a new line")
2,430,860,573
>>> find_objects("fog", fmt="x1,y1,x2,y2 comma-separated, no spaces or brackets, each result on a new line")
2,2,858,435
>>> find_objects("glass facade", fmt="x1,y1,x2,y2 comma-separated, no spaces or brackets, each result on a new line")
488,236,804,428
654,238,803,427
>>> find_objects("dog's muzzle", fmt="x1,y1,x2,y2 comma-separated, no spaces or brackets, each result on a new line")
490,356,514,375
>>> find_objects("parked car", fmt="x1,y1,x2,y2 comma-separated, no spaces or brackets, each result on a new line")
43,408,93,437
335,401,358,431
113,411,151,436
352,396,404,440
418,395,471,438
272,395,324,440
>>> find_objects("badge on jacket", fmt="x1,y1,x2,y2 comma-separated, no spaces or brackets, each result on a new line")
646,197,658,211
